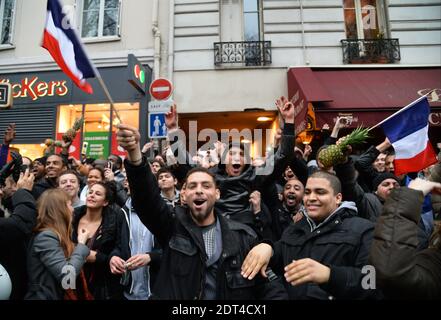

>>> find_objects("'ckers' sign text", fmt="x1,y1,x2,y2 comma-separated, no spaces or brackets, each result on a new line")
0,77,69,101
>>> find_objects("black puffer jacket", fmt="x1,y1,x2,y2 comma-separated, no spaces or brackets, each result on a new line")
271,202,379,300
125,158,288,300
0,189,37,300
369,187,441,299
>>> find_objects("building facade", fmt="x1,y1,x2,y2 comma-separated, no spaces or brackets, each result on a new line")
0,0,440,160
171,0,441,153
0,0,170,159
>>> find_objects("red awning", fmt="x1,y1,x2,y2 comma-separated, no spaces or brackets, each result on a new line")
287,67,441,128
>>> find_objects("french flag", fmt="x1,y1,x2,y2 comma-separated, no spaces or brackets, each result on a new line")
42,0,97,94
381,96,438,176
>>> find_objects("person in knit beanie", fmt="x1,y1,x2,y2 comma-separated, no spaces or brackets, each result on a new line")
372,172,400,201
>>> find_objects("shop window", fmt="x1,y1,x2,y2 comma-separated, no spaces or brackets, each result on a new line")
343,0,388,40
57,102,139,159
0,0,16,46
9,144,45,161
80,0,121,39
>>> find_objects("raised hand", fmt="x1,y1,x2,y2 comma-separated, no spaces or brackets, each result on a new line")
408,178,441,196
77,228,92,245
104,168,115,182
3,123,16,145
303,144,312,158
275,96,294,124
249,191,261,215
16,168,35,191
116,124,142,164
165,103,178,131
142,141,154,153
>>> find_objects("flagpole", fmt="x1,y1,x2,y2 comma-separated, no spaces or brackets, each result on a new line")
96,76,122,124
368,89,435,132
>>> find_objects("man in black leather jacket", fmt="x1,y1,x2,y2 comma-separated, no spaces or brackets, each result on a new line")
166,99,296,238
117,124,287,300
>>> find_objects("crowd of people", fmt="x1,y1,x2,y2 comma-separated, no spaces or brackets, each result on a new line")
0,97,440,300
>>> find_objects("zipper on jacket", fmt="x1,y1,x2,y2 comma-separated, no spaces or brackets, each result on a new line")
197,252,206,300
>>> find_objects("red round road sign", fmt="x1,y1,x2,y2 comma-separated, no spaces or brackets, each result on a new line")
149,78,173,100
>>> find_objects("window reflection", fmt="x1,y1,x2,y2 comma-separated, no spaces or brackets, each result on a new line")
243,0,260,42
1,0,15,44
81,0,120,38
57,103,139,158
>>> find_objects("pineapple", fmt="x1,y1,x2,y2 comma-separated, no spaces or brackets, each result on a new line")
43,139,63,156
44,138,54,146
43,139,55,157
62,117,83,142
318,127,370,168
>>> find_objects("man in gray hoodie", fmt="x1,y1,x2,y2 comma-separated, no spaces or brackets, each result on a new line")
241,171,380,300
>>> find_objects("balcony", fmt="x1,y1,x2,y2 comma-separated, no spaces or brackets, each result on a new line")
341,38,401,64
214,41,272,67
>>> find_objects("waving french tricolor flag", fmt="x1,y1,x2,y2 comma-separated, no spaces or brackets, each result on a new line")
381,96,438,176
42,0,97,94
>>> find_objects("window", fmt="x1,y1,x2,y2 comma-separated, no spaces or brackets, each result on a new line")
243,0,260,42
343,0,388,39
0,0,15,45
220,0,262,42
57,102,139,159
80,0,121,39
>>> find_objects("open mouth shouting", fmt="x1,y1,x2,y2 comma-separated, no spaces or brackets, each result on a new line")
285,193,297,206
230,163,242,175
193,198,207,211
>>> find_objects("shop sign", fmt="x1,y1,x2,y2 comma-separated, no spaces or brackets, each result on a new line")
418,88,441,104
429,113,441,126
291,90,308,136
0,82,12,108
0,76,69,102
128,54,148,94
83,132,110,159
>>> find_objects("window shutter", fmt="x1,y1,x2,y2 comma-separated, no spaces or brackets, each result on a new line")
0,104,56,143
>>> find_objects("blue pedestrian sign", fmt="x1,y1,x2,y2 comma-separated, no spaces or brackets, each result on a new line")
148,112,167,138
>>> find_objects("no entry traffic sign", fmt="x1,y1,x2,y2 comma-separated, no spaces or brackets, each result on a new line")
149,78,173,100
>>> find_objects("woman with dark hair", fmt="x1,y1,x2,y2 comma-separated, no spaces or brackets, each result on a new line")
26,189,92,300
72,181,125,300
79,166,105,203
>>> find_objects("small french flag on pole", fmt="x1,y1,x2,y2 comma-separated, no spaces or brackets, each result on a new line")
42,0,97,94
381,96,438,176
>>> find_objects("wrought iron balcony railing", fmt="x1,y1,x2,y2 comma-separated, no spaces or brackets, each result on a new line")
341,38,401,64
214,41,272,66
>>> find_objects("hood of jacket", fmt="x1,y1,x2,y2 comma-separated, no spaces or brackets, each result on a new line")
304,201,358,232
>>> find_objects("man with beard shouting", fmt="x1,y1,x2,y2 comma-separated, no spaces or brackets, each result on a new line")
116,124,287,300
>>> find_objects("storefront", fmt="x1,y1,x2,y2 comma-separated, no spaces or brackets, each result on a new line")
288,66,441,145
0,60,151,160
